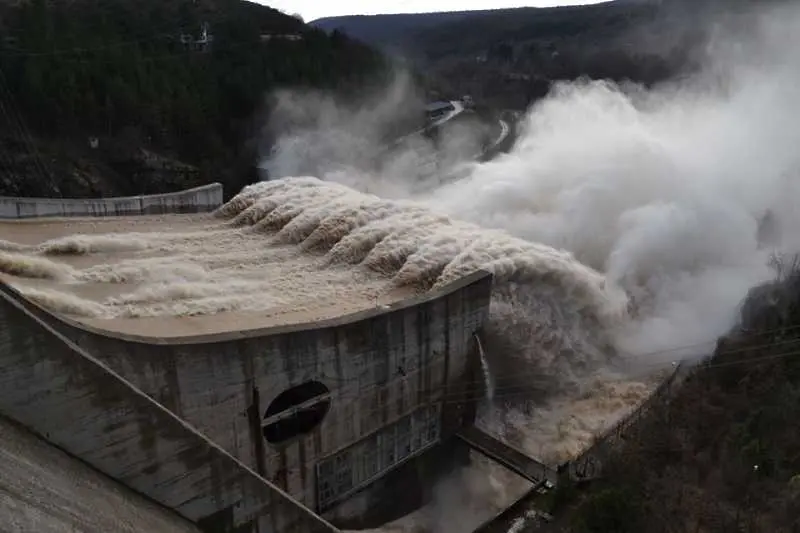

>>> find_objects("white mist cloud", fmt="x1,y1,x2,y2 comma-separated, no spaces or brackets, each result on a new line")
425,2,800,362
261,72,490,198
255,2,800,369
256,5,800,531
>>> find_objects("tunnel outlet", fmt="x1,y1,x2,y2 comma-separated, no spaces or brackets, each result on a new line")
263,380,331,445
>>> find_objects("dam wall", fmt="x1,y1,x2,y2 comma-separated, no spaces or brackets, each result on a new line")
0,281,339,533
0,413,201,533
0,183,223,218
19,270,494,524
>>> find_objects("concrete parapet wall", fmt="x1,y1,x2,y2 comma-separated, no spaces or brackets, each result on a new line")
0,282,339,533
0,183,223,219
16,270,494,518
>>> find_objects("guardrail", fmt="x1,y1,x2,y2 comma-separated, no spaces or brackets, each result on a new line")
0,183,223,219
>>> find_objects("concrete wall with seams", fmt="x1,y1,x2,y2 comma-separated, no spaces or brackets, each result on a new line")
0,280,339,533
9,270,494,525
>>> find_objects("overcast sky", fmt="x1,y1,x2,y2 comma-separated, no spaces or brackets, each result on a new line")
256,0,611,23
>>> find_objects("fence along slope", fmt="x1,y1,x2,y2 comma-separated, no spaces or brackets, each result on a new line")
0,281,339,533
560,361,692,482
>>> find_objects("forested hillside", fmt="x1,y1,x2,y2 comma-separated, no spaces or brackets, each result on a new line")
311,11,478,55
0,0,389,198
314,0,780,109
313,2,696,109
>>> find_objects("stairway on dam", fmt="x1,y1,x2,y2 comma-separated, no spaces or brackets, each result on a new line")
456,426,557,533
456,425,558,485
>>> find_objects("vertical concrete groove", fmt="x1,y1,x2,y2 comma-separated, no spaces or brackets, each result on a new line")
249,383,267,478
0,282,341,533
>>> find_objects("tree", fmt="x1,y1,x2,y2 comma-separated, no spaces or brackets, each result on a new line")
0,0,389,198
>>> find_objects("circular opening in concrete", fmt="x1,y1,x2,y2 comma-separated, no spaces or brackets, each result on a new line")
263,380,331,445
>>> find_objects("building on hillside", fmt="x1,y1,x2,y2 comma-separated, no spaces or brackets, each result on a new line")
180,22,214,51
260,33,303,42
425,101,455,121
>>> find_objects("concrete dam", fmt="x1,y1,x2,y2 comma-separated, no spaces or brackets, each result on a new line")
0,180,670,533
0,182,506,532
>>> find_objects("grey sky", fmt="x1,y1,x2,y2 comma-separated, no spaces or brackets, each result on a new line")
255,1,611,23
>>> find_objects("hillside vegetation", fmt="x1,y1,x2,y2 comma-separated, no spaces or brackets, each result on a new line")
314,2,690,109
0,0,389,198
313,0,775,109
552,260,800,533
312,10,482,55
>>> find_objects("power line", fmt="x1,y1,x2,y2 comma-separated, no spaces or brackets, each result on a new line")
205,343,800,497
254,344,800,467
0,65,55,194
155,316,800,506
195,321,800,389
262,338,798,439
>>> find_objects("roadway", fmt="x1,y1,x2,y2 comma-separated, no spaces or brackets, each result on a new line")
388,100,466,149
429,100,465,128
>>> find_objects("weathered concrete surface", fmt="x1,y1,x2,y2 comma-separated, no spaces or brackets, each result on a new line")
0,183,223,218
14,270,494,520
0,415,200,533
0,281,339,533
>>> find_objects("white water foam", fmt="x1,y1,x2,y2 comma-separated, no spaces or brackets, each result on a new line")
217,178,628,389
251,5,800,531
